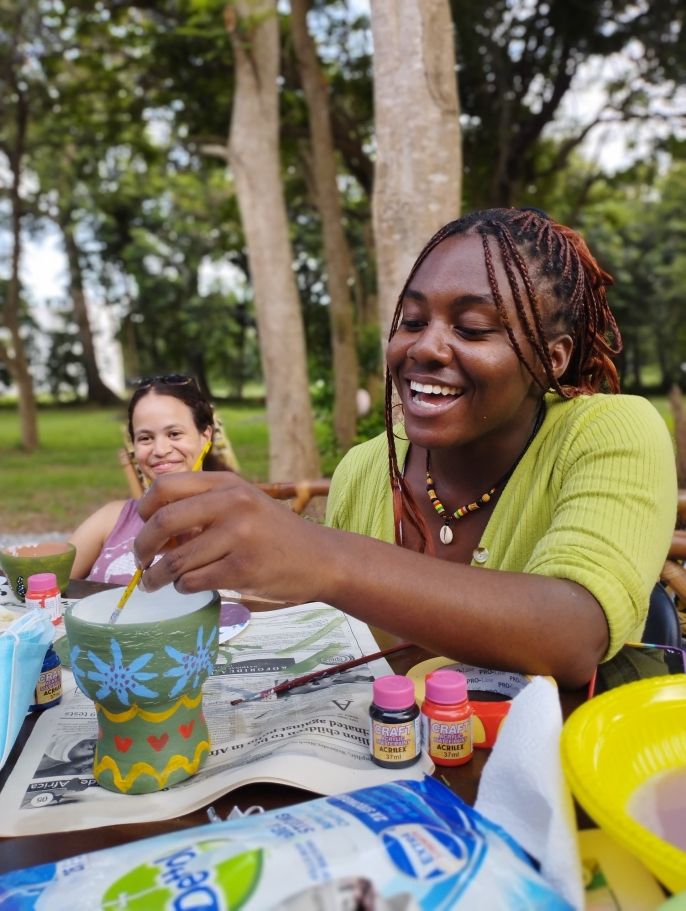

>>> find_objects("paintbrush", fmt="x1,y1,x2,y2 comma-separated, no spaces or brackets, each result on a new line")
230,641,414,706
108,437,213,624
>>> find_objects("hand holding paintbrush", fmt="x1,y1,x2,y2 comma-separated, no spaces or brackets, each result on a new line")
108,438,213,624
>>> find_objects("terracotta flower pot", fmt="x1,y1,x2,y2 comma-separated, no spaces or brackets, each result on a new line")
64,584,220,795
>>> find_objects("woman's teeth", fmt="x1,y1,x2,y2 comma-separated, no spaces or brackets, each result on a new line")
410,381,459,396
408,380,462,409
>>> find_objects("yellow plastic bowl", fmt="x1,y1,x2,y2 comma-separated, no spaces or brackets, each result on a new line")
561,674,686,893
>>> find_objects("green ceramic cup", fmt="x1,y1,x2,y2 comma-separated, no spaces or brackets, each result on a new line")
0,541,76,602
64,584,220,795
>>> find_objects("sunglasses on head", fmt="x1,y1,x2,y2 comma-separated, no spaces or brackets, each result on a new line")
135,374,196,389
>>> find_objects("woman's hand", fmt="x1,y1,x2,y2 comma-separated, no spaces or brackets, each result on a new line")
134,471,334,602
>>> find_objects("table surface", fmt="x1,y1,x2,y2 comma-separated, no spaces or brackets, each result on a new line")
0,580,587,875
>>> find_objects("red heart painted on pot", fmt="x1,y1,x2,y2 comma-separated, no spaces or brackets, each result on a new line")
114,735,133,753
98,726,104,740
147,733,169,752
179,721,195,739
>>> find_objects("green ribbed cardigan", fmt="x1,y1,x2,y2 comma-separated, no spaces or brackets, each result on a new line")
325,393,677,659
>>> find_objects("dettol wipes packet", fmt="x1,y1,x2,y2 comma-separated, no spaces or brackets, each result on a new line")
0,777,572,910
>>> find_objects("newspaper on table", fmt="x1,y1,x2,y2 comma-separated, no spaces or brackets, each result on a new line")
0,600,433,836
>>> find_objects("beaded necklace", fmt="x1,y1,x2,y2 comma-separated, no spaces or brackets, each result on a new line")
425,401,545,545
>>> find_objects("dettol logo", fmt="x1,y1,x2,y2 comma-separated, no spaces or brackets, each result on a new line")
101,840,263,910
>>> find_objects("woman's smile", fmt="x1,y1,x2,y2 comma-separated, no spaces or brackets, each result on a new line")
406,379,464,413
150,459,185,474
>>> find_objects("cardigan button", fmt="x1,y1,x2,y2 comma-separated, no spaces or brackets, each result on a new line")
473,546,489,564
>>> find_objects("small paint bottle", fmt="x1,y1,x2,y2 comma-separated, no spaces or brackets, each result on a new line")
369,675,421,768
30,645,63,712
25,572,62,623
421,669,473,766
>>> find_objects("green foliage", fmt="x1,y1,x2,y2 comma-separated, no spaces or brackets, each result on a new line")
453,0,686,208
577,162,686,392
2,0,685,425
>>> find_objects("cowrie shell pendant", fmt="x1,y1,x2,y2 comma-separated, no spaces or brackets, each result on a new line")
439,524,454,545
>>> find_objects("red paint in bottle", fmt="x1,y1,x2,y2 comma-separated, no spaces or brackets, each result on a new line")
421,669,473,766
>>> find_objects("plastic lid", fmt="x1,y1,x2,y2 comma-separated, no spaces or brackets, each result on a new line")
372,675,416,710
27,572,59,593
425,669,468,704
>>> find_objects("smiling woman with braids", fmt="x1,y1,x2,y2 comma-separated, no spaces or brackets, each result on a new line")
132,209,676,688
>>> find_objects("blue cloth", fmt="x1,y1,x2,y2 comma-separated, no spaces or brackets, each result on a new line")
0,610,54,770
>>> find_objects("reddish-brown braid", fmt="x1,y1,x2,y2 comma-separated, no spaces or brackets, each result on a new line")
384,207,623,551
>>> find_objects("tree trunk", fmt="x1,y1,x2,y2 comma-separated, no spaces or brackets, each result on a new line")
370,0,462,336
226,0,320,481
290,0,358,452
60,218,121,405
1,71,39,451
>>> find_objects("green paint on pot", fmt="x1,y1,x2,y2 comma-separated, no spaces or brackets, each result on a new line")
0,541,76,601
65,585,220,794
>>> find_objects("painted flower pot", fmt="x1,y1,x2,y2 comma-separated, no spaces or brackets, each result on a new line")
64,584,220,795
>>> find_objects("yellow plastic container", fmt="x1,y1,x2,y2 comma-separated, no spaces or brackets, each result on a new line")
561,675,686,893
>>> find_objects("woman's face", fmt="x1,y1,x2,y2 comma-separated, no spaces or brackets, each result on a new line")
131,390,212,482
386,233,545,454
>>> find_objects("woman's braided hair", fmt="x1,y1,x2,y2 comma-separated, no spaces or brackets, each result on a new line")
384,206,623,550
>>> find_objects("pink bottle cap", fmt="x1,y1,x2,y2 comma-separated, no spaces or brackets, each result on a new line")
27,572,58,594
372,675,415,710
425,669,468,704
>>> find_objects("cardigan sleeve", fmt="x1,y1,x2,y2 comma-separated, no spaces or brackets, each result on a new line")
523,395,676,658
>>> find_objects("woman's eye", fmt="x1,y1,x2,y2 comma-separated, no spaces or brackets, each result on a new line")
455,325,492,339
400,318,425,331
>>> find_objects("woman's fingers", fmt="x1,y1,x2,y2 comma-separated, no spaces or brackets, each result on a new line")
136,473,245,560
137,470,241,521
134,471,294,594
140,536,240,594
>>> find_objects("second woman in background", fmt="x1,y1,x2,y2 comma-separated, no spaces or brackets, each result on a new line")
70,375,226,584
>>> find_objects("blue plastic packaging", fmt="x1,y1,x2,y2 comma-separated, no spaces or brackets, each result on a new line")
0,777,572,910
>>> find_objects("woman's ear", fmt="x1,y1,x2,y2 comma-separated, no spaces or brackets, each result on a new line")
548,333,574,380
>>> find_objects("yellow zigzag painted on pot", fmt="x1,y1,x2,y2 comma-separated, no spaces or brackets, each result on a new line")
96,692,202,724
94,741,210,793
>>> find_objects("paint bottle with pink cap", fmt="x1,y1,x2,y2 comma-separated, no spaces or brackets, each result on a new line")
25,572,61,623
369,675,421,768
421,669,473,766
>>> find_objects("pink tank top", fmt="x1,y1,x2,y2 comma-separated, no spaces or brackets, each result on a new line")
87,499,143,585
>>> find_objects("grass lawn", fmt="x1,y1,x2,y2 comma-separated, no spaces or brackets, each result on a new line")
0,401,273,535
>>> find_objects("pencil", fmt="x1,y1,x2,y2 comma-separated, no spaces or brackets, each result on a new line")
230,641,414,706
108,437,213,624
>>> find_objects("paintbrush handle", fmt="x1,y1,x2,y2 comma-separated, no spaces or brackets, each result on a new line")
108,568,142,623
230,641,413,706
